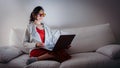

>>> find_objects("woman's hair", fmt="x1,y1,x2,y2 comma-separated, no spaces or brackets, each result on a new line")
29,6,44,22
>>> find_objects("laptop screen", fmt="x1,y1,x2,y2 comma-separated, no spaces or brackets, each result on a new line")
53,34,75,51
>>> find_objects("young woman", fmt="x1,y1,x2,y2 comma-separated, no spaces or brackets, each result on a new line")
23,6,71,65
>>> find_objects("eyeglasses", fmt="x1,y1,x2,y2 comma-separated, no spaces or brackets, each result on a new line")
38,13,46,17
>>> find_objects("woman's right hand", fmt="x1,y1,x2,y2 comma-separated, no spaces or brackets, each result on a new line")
36,42,44,47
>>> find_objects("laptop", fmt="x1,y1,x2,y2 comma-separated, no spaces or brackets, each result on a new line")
52,34,75,51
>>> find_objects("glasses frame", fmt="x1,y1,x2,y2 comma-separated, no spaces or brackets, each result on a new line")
38,13,46,17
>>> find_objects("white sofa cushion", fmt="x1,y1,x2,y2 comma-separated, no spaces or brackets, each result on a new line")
63,23,115,54
9,28,27,53
60,52,119,68
96,44,120,59
25,60,60,68
9,28,26,46
0,46,23,63
7,54,29,68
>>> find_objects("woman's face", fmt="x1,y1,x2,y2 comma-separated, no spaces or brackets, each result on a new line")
36,10,45,21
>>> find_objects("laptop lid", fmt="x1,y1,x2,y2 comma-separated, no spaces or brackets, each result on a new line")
52,34,75,51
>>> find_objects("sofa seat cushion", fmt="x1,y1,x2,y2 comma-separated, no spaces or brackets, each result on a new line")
0,46,23,63
0,63,7,68
25,60,60,68
7,54,29,68
60,52,120,68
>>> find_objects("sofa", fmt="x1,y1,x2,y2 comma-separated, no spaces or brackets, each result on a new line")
0,23,120,68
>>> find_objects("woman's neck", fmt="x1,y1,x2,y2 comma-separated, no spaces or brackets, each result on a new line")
34,20,44,29
34,20,42,25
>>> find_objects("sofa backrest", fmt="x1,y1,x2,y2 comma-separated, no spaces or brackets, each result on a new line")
62,23,115,54
9,28,26,52
9,23,115,54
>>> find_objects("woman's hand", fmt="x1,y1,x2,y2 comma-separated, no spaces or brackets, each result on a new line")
36,42,44,47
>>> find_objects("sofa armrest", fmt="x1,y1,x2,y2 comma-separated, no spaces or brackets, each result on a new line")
96,44,120,59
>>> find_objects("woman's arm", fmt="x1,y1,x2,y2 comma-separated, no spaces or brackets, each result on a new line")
23,28,36,49
22,25,43,53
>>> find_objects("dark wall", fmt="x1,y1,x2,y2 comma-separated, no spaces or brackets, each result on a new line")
106,1,120,42
88,0,120,42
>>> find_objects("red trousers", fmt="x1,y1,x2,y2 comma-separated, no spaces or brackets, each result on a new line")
30,48,71,62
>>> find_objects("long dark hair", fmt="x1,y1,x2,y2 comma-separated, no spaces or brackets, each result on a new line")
29,6,44,22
